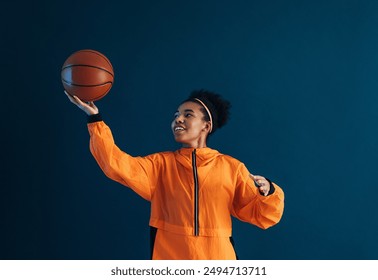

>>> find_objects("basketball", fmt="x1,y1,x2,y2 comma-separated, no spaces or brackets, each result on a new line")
61,49,114,102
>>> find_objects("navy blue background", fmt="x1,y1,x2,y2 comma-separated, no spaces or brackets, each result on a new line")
1,0,378,259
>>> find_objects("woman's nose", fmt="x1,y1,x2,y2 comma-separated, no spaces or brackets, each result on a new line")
175,115,184,123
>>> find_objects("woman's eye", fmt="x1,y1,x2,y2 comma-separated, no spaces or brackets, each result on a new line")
185,113,192,117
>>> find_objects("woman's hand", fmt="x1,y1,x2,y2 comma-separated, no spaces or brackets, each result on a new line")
64,91,99,116
250,174,270,196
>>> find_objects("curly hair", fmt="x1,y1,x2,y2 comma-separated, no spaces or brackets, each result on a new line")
183,89,231,134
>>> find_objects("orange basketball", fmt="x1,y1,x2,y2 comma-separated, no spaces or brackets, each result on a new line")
61,49,114,102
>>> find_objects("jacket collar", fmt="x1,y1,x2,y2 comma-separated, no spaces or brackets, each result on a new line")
175,147,221,167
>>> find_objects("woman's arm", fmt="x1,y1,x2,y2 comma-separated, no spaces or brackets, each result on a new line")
65,91,157,201
232,163,285,229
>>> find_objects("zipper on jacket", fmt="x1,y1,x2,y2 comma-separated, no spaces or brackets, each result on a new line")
192,149,199,236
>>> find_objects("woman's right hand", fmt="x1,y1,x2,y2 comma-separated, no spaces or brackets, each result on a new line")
64,91,99,116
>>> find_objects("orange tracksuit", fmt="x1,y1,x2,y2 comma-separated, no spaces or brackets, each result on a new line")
88,120,284,260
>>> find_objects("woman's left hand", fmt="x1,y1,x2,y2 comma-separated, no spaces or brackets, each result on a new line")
249,174,270,196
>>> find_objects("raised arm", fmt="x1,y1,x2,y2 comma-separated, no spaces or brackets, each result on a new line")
65,91,157,201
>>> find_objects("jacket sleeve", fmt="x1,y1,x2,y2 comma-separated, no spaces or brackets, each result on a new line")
87,120,159,201
231,163,284,229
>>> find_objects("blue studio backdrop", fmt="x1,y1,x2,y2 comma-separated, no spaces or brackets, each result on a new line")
1,0,378,259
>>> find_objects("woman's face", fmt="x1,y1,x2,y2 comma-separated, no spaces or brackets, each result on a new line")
171,101,211,148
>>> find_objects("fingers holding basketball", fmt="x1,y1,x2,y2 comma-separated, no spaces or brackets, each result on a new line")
64,91,99,115
249,174,270,196
62,49,114,116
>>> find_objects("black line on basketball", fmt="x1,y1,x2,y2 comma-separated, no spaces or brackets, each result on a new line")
61,64,114,77
62,80,113,87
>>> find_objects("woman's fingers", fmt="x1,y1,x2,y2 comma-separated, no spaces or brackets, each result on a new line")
64,91,76,103
64,91,99,115
250,174,269,196
250,174,265,185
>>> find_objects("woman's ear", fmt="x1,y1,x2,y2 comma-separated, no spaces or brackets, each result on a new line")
203,121,211,133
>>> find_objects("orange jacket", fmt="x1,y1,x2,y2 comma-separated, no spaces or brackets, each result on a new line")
88,121,284,238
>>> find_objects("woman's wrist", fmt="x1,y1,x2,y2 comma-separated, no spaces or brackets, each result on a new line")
87,113,102,123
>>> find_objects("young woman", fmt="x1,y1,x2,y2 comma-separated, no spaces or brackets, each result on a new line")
65,89,284,260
